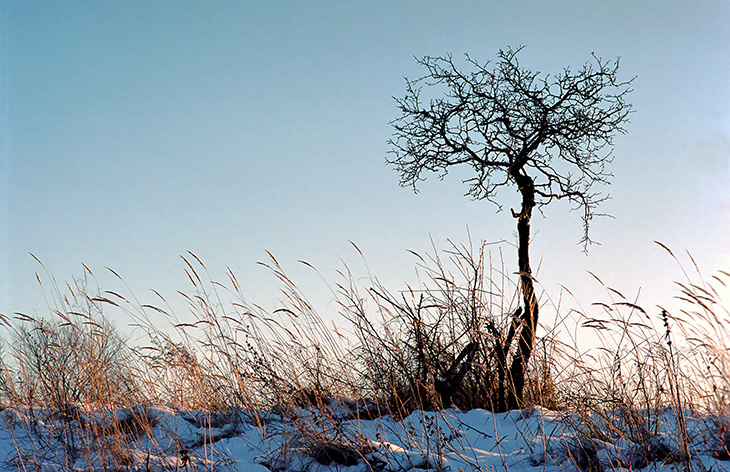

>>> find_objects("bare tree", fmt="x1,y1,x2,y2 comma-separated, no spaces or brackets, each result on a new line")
387,47,633,409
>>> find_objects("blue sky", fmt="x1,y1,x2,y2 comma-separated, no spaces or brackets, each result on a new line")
2,1,729,327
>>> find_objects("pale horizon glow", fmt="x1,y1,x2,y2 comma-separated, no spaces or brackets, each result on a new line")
2,2,729,331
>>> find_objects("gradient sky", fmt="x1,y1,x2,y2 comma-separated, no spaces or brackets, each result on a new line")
2,1,729,329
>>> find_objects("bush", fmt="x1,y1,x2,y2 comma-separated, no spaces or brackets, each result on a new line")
1,267,139,410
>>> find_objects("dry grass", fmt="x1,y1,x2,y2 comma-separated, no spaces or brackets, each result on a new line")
546,243,730,470
338,239,559,415
0,241,728,471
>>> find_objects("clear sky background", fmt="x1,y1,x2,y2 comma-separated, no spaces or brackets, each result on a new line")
2,1,729,330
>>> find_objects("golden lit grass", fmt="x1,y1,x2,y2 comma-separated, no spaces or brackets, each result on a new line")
0,241,728,470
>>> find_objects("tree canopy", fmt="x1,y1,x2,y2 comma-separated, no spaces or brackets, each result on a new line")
388,47,634,247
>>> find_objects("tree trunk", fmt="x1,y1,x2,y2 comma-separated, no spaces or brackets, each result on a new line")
506,171,538,410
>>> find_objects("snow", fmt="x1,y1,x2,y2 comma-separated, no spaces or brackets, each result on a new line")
0,403,728,471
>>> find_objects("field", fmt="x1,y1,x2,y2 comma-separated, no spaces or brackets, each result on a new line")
1,242,729,471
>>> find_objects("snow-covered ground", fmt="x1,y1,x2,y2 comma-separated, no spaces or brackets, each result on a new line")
1,401,729,471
